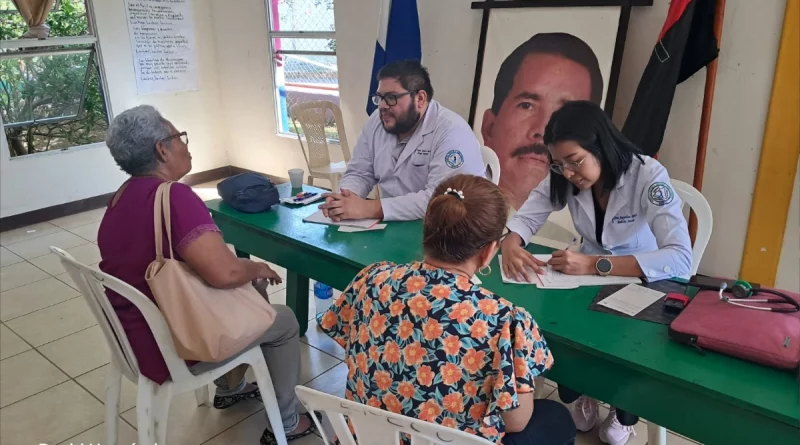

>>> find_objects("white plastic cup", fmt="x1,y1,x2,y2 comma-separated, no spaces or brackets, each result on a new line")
288,169,304,189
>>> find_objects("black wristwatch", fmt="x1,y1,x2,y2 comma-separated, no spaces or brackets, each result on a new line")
595,257,613,276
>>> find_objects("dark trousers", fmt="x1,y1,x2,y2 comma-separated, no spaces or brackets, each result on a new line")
502,399,576,445
557,385,638,426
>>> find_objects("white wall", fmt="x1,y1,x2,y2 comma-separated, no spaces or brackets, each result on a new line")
0,0,229,218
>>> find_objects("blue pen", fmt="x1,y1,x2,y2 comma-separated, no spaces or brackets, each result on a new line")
566,236,580,251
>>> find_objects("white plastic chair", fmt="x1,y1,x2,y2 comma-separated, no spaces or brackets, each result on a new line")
671,179,713,275
290,101,351,192
645,179,712,445
50,247,288,445
480,145,501,185
296,386,494,445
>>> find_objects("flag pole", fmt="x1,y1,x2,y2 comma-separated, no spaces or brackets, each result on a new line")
689,0,726,243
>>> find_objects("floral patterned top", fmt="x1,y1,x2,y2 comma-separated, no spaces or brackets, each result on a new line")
319,261,553,444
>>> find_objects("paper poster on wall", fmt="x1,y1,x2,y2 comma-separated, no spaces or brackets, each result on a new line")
470,7,621,210
124,0,199,95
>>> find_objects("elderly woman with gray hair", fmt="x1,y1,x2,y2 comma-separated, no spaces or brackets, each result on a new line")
97,105,314,444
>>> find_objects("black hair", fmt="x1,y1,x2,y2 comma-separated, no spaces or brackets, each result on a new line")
544,101,644,207
377,59,434,101
491,33,603,114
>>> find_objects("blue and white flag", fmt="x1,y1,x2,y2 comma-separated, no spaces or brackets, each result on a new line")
366,0,421,115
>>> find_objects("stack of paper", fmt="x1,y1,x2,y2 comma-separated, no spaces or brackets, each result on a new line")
303,209,381,230
597,284,665,316
499,255,641,289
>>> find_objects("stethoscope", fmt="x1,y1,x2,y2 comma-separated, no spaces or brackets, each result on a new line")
715,282,800,313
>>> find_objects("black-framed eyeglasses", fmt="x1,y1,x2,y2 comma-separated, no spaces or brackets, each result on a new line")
159,131,188,145
479,226,511,249
550,153,589,175
371,90,418,107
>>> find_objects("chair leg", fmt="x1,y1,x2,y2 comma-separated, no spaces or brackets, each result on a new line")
137,379,171,445
195,385,210,407
330,174,341,193
648,424,668,445
251,357,288,445
105,362,122,445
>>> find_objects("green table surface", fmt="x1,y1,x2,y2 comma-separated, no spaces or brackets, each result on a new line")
208,183,800,445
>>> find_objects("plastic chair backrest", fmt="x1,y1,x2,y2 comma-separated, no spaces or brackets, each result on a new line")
480,146,501,185
670,179,713,275
296,386,495,445
290,101,351,170
50,246,194,382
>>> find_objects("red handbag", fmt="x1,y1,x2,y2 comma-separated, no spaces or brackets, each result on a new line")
669,287,800,370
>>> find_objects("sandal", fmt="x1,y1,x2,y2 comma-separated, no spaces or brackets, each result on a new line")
213,383,261,410
261,412,318,445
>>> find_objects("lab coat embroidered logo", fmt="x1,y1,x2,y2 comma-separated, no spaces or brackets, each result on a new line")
648,182,674,206
445,150,464,169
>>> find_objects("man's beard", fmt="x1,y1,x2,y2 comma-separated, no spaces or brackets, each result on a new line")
382,102,421,135
511,143,549,158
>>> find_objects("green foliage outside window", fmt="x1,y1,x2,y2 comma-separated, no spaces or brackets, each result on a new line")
1,0,108,157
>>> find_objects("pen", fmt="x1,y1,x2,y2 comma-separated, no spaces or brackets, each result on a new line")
566,236,580,252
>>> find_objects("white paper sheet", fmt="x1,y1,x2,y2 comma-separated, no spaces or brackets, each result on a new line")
125,0,199,95
338,224,387,232
597,284,665,316
498,255,641,289
303,209,380,229
499,255,550,285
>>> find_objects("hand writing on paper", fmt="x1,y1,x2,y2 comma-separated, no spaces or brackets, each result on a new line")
501,233,546,282
548,250,595,275
319,189,383,221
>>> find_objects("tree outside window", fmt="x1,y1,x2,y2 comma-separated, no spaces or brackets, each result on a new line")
0,0,109,158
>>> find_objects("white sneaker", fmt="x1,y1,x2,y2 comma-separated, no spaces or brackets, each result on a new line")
599,409,637,445
570,396,599,432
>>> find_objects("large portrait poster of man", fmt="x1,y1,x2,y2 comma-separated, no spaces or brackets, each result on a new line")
473,7,620,210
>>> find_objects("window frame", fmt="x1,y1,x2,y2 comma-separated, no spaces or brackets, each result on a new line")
0,0,112,160
265,2,337,140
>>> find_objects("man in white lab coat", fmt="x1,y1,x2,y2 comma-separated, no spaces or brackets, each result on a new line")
320,60,484,222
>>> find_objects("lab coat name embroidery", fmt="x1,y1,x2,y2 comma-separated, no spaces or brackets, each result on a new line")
612,214,637,224
648,182,674,206
445,150,464,169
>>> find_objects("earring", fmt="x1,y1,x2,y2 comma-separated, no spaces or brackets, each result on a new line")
479,265,492,276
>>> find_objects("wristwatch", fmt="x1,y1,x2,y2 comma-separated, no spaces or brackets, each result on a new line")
595,257,613,276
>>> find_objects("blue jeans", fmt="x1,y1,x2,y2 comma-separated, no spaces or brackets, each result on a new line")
503,399,576,445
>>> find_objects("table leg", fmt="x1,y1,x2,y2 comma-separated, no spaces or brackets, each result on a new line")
286,270,310,337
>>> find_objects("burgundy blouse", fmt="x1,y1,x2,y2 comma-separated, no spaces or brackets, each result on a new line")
97,177,219,384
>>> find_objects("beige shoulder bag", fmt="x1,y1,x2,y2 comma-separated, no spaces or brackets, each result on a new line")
145,182,276,362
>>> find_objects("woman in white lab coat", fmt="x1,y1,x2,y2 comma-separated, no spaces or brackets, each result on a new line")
500,101,692,445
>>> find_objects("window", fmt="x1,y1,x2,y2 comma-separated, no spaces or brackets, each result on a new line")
267,0,339,141
0,0,109,158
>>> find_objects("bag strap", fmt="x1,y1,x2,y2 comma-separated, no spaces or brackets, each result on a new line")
153,181,175,260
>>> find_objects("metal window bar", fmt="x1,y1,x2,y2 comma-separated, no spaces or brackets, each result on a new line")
1,47,97,129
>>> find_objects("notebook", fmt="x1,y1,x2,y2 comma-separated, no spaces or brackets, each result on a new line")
499,255,642,289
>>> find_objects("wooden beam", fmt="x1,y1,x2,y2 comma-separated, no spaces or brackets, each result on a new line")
739,0,800,285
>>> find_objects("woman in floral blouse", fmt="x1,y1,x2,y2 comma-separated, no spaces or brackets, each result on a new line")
320,175,576,445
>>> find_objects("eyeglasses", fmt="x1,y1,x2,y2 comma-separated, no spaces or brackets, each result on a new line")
550,154,589,175
160,131,188,145
479,226,511,249
371,90,418,107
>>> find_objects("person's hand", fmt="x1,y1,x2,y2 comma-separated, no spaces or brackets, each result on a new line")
548,250,596,275
501,233,546,282
319,189,381,221
257,263,282,285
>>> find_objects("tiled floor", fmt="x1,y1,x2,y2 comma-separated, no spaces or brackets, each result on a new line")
0,183,700,445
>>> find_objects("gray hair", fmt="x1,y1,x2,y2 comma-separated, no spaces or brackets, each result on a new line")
105,105,172,176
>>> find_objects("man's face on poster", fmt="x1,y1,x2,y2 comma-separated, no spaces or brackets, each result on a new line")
481,53,594,209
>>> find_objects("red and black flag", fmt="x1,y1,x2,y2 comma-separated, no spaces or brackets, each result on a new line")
622,0,720,157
